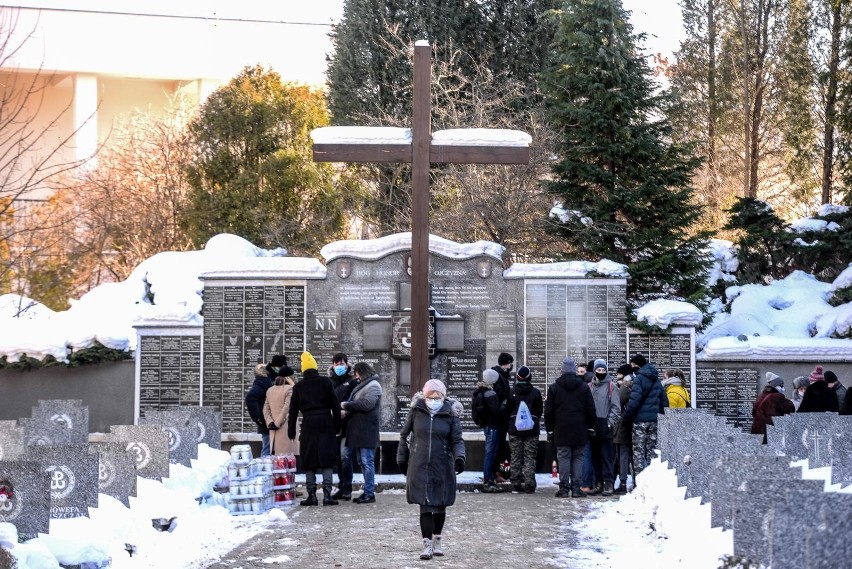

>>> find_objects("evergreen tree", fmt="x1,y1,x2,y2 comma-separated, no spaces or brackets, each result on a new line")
543,0,710,312
182,66,345,254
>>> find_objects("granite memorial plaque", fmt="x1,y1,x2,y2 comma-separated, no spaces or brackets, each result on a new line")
0,460,51,539
628,328,694,385
23,400,89,446
307,311,341,372
524,281,627,390
29,444,98,519
0,423,24,461
138,334,202,415
485,310,516,372
90,443,137,507
694,366,759,431
107,425,170,480
444,355,483,429
202,284,306,431
139,410,197,467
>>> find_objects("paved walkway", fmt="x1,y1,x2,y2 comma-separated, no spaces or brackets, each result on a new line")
207,482,614,568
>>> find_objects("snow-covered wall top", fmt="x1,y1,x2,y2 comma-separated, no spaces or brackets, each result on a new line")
199,257,326,280
310,126,531,147
320,232,505,262
636,300,703,328
503,259,629,279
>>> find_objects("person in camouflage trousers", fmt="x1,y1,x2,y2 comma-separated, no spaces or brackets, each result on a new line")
506,366,543,493
621,354,668,481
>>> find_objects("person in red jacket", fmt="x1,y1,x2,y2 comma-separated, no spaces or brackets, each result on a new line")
750,373,794,444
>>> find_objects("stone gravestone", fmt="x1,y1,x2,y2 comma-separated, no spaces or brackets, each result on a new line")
0,461,51,539
0,422,24,461
90,443,137,507
106,425,170,480
768,413,850,467
676,430,770,501
192,407,222,450
708,454,793,530
28,444,98,519
829,431,852,488
139,409,197,467
24,400,89,446
657,408,726,466
732,478,823,564
768,486,852,569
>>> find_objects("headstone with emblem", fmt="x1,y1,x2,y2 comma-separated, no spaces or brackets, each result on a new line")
186,406,222,450
0,422,24,461
22,400,89,446
106,425,170,480
28,444,98,519
0,460,51,539
767,413,851,467
139,409,197,466
89,442,137,507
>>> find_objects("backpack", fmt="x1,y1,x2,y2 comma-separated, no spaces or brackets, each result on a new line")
471,389,490,427
514,400,534,431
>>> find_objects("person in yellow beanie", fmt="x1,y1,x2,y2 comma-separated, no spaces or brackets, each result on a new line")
288,351,341,506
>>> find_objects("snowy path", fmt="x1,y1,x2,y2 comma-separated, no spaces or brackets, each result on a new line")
205,489,607,568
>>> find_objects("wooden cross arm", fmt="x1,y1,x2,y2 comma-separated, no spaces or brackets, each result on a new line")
312,143,529,165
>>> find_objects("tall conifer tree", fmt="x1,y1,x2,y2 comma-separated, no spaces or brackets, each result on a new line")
543,0,710,312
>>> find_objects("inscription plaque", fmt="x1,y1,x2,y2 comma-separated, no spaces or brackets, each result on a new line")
138,335,202,415
695,366,759,431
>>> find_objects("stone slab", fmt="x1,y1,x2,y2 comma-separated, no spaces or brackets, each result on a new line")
28,444,98,519
0,423,24,461
0,460,51,539
106,425,170,480
89,442,137,507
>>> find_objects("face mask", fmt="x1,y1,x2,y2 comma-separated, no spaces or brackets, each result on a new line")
595,372,607,380
425,399,443,412
272,367,280,374
506,364,513,372
334,365,347,376
777,386,785,394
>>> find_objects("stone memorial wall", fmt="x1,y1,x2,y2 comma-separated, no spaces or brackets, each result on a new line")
138,331,202,416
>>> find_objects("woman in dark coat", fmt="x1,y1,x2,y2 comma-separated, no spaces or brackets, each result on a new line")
397,379,465,561
341,362,382,503
798,372,840,413
288,352,341,506
750,376,794,444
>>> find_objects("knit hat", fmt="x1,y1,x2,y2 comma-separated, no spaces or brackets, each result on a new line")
498,353,514,366
593,359,607,372
793,376,810,390
809,365,825,382
765,372,780,384
423,379,447,397
482,369,500,385
561,356,577,374
516,366,531,382
617,364,633,377
630,353,648,367
255,363,268,377
586,360,595,371
766,376,784,389
265,354,288,375
300,352,317,372
824,371,838,384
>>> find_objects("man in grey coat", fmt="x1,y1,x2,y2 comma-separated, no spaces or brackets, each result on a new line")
342,361,383,503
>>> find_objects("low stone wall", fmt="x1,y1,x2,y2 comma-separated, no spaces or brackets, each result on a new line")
0,360,135,432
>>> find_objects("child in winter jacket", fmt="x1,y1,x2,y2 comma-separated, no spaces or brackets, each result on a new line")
662,368,690,408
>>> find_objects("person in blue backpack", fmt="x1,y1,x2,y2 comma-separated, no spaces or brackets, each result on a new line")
507,366,543,494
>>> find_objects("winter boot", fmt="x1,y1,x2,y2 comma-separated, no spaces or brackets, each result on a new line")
602,481,614,496
300,492,318,506
420,538,433,560
322,481,337,505
586,482,603,496
432,535,444,557
331,488,351,500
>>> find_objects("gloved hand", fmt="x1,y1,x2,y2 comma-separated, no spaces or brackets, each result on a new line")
267,422,279,430
454,458,465,474
546,432,554,444
397,462,408,475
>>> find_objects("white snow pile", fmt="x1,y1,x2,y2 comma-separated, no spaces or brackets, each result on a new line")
818,203,849,216
503,259,629,279
790,217,840,233
705,239,738,288
431,128,532,147
549,203,593,226
698,270,852,358
2,445,279,569
0,235,287,363
636,299,703,328
310,126,411,145
321,232,505,262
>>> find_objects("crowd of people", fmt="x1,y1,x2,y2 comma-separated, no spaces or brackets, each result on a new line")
245,350,848,561
750,365,850,443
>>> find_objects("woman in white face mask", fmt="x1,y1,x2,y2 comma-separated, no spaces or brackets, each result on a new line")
397,379,466,561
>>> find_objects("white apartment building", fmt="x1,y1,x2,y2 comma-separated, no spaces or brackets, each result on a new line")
1,0,342,200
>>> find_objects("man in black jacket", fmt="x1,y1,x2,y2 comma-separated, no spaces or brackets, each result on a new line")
491,353,514,481
544,356,596,498
329,353,358,500
245,354,287,457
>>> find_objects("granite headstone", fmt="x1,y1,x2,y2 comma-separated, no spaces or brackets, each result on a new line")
24,400,89,446
28,444,98,519
0,422,24,461
106,425,170,480
90,443,137,507
0,460,51,539
139,409,197,466
708,454,793,530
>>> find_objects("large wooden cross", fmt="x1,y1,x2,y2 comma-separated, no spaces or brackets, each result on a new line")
311,42,530,394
